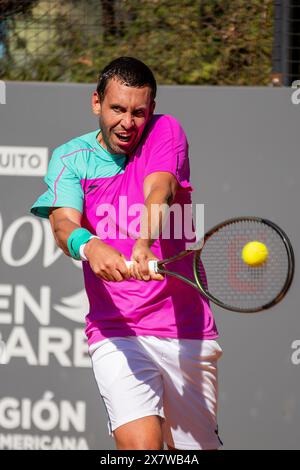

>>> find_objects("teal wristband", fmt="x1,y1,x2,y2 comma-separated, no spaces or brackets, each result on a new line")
67,228,94,260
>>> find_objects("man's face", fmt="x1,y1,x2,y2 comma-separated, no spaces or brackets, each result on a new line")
92,78,155,155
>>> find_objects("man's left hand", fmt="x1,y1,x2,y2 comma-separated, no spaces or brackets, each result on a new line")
130,239,164,281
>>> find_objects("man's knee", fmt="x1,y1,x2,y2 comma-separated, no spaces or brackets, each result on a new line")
113,415,164,450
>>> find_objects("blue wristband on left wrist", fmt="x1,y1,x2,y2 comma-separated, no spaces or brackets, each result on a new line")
67,228,95,260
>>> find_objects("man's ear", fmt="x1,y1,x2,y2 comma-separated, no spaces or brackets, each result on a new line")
91,91,101,116
151,100,156,114
149,100,156,118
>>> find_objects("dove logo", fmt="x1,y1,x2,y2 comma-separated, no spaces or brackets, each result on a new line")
53,290,89,324
0,213,82,268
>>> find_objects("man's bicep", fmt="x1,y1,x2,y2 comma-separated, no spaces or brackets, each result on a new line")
143,171,179,201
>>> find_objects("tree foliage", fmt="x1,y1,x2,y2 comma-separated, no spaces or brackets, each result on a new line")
0,0,273,85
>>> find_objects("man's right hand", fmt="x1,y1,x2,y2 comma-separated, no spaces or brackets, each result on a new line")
48,207,129,282
84,238,130,282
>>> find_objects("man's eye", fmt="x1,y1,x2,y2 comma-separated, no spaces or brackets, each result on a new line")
134,111,145,117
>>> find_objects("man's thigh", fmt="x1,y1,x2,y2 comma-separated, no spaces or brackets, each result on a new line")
90,337,165,444
138,337,224,450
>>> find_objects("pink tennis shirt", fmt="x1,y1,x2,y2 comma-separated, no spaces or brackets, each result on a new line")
31,114,219,346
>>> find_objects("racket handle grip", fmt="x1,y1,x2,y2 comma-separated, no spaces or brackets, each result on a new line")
125,260,158,273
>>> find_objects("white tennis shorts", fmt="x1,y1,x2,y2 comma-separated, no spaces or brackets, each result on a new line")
89,336,223,450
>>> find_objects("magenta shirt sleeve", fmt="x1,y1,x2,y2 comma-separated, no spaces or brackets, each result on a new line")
144,115,193,190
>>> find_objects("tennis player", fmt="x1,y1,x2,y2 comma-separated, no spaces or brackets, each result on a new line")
30,57,223,450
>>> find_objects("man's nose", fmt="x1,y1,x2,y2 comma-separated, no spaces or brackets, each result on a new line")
121,113,134,129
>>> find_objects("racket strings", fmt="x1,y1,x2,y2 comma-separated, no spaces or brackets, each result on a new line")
196,220,290,311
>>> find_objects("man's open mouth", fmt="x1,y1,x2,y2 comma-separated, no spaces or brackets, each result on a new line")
115,133,132,143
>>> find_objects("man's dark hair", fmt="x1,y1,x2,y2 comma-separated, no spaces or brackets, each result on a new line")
97,57,157,102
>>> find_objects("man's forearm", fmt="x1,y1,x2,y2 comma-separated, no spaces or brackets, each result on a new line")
139,187,173,247
53,218,81,256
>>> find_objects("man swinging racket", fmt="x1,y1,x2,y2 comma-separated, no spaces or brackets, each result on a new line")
30,57,223,450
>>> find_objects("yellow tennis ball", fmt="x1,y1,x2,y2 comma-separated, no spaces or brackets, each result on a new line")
242,241,269,266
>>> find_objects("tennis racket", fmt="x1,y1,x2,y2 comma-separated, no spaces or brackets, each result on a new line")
126,217,295,313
